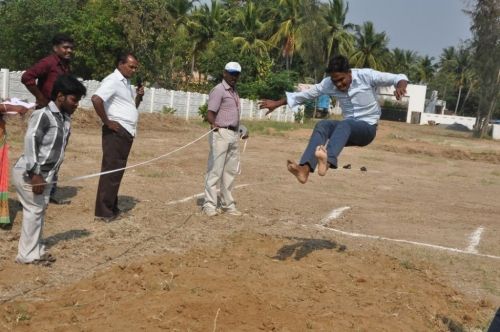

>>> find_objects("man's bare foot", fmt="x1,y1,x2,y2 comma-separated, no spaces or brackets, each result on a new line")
315,145,329,176
287,160,309,184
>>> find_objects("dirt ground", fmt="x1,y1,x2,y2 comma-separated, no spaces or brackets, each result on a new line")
0,111,499,331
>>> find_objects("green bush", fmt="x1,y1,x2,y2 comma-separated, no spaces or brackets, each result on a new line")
161,106,176,115
238,71,298,100
198,103,208,122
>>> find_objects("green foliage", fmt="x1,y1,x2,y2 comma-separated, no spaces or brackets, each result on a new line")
67,0,126,80
198,103,208,122
0,0,80,70
242,119,316,135
161,106,176,115
0,0,491,132
381,98,408,110
294,109,305,123
238,71,298,100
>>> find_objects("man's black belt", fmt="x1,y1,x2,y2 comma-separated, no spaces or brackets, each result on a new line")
219,125,238,131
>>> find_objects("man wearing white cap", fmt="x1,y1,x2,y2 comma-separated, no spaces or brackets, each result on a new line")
202,62,243,217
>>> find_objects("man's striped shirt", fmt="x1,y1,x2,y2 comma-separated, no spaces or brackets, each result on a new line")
14,101,71,180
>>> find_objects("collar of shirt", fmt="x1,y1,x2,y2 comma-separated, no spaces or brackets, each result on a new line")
113,68,130,85
50,53,70,71
47,101,71,121
222,79,235,91
47,101,61,114
349,70,361,90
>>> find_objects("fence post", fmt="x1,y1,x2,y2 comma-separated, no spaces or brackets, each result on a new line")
170,90,174,108
277,106,282,122
185,92,191,121
239,99,243,120
149,87,155,113
1,68,9,99
249,100,254,119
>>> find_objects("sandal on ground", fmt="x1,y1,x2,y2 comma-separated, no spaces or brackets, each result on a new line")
31,253,56,267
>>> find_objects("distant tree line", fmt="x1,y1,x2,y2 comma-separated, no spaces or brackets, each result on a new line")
0,0,497,135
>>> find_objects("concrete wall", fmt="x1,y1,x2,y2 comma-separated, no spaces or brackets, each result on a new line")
420,112,476,130
493,125,500,140
0,68,295,122
378,84,427,123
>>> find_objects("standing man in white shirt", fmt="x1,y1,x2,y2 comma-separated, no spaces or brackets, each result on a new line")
259,55,408,184
92,52,144,221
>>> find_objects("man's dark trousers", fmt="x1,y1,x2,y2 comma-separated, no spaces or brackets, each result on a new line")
95,125,133,218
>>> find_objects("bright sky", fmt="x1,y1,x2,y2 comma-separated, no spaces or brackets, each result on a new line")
345,0,473,59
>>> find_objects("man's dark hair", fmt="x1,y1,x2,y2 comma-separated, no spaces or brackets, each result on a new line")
52,33,74,46
326,55,351,74
116,52,137,67
51,75,87,101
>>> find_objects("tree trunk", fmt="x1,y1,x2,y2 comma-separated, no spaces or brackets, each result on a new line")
458,83,474,115
480,91,498,138
454,85,462,114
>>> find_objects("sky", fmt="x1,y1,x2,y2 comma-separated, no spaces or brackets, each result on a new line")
345,0,473,59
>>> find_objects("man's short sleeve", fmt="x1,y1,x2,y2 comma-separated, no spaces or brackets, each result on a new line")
207,85,223,113
94,77,116,102
21,57,52,86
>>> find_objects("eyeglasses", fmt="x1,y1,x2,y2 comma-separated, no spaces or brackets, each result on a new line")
226,71,240,77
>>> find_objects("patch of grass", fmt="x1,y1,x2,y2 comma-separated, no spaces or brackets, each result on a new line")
360,155,385,162
15,306,31,323
492,170,500,177
138,170,175,178
243,119,316,135
480,178,497,186
400,260,418,270
446,171,468,178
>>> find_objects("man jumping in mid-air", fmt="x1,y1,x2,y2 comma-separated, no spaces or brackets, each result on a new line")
259,55,408,183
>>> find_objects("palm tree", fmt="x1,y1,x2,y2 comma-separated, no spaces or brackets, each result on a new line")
452,46,472,114
350,21,390,70
188,0,228,78
166,0,195,32
322,0,355,64
267,0,311,70
414,55,436,84
391,48,419,77
232,1,270,58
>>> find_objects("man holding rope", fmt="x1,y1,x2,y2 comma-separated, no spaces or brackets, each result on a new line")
202,62,245,217
13,75,86,266
92,52,144,222
259,55,408,183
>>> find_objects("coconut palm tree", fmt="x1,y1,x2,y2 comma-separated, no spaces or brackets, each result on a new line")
188,0,229,78
350,21,390,70
391,48,419,78
166,0,195,32
322,0,355,64
232,1,270,58
267,0,311,70
414,55,436,84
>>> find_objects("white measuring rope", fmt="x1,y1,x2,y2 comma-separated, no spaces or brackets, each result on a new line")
26,129,215,188
236,138,249,175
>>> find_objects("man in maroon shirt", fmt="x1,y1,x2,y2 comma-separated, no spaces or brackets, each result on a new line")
21,33,75,205
21,33,74,109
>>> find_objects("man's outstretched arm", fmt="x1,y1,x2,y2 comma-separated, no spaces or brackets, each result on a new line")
258,98,287,115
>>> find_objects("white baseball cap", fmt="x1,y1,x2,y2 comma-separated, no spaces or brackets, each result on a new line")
224,62,241,73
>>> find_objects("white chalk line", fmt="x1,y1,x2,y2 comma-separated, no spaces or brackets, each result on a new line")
465,226,484,253
306,224,500,260
319,206,350,225
312,207,499,259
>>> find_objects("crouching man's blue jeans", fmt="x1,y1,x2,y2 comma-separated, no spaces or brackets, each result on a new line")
299,118,377,171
